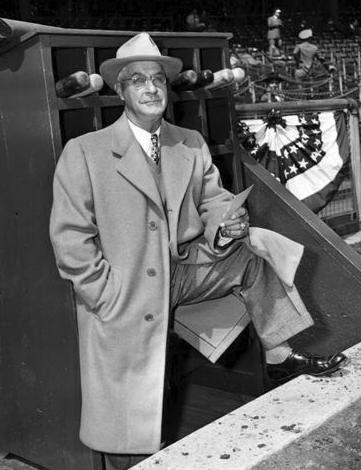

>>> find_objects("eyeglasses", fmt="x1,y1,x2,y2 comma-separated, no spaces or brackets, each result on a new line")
121,73,167,89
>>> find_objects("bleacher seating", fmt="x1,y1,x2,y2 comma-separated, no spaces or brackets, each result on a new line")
1,1,361,103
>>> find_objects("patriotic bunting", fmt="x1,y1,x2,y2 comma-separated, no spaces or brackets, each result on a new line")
238,110,351,213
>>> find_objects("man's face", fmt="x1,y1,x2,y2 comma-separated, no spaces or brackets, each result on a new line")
115,61,168,126
269,81,279,89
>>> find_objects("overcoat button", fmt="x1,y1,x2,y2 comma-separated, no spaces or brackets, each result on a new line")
147,268,156,276
144,314,155,322
148,221,157,230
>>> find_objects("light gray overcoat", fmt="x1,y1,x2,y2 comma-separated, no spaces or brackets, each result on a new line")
49,113,243,454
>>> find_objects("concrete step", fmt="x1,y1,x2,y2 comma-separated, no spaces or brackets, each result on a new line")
343,230,361,245
0,456,36,470
132,342,361,470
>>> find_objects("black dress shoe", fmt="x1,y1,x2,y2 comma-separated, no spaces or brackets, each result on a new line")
267,351,347,384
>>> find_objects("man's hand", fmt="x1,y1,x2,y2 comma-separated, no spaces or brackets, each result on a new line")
219,207,249,239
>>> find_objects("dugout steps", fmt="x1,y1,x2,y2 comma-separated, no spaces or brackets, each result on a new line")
131,342,361,470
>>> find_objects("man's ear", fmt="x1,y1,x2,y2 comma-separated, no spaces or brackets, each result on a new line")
114,82,124,100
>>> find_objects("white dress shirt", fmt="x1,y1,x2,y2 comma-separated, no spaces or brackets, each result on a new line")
127,118,160,157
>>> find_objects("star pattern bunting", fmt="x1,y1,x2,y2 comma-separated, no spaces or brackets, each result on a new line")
237,110,351,213
249,112,326,185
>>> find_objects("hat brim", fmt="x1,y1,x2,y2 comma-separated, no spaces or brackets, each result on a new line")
299,30,313,40
100,55,183,90
260,74,285,83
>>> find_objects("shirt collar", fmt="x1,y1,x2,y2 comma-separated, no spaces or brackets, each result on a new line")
127,117,161,155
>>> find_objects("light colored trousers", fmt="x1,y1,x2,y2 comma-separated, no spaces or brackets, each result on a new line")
171,242,314,350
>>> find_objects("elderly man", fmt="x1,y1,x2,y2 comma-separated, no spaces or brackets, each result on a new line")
49,33,346,470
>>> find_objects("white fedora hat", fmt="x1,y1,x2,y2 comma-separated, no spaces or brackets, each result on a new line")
299,29,313,40
100,32,183,90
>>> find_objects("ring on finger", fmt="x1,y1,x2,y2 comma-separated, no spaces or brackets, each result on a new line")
220,227,228,237
240,222,246,231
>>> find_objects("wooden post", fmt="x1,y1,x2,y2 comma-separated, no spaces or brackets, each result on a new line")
348,105,361,222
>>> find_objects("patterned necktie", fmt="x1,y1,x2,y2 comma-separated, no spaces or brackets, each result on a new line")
150,134,160,165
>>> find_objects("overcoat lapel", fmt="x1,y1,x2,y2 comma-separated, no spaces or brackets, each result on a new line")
111,115,195,252
160,120,195,255
112,114,163,209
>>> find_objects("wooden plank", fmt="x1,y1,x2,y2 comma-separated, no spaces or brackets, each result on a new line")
0,33,97,470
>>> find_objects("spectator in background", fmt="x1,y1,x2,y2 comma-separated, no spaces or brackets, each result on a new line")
299,19,307,31
230,44,242,68
186,9,205,32
200,10,208,27
293,29,335,80
267,8,283,57
299,18,311,33
199,9,217,32
237,46,263,68
259,72,285,102
346,18,360,37
326,18,343,34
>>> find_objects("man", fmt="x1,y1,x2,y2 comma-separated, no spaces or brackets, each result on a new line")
259,71,285,102
185,9,205,32
267,8,283,57
293,29,333,80
49,33,346,469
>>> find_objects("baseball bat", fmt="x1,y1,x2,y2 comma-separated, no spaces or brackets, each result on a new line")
188,69,214,89
69,74,104,98
204,68,234,90
232,67,246,83
55,71,90,98
170,70,198,91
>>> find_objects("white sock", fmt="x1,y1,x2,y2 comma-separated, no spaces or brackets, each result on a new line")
265,342,292,364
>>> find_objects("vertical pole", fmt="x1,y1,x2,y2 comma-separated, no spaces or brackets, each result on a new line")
249,77,256,103
342,58,346,80
338,70,343,95
348,106,361,222
357,48,361,103
328,75,333,96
